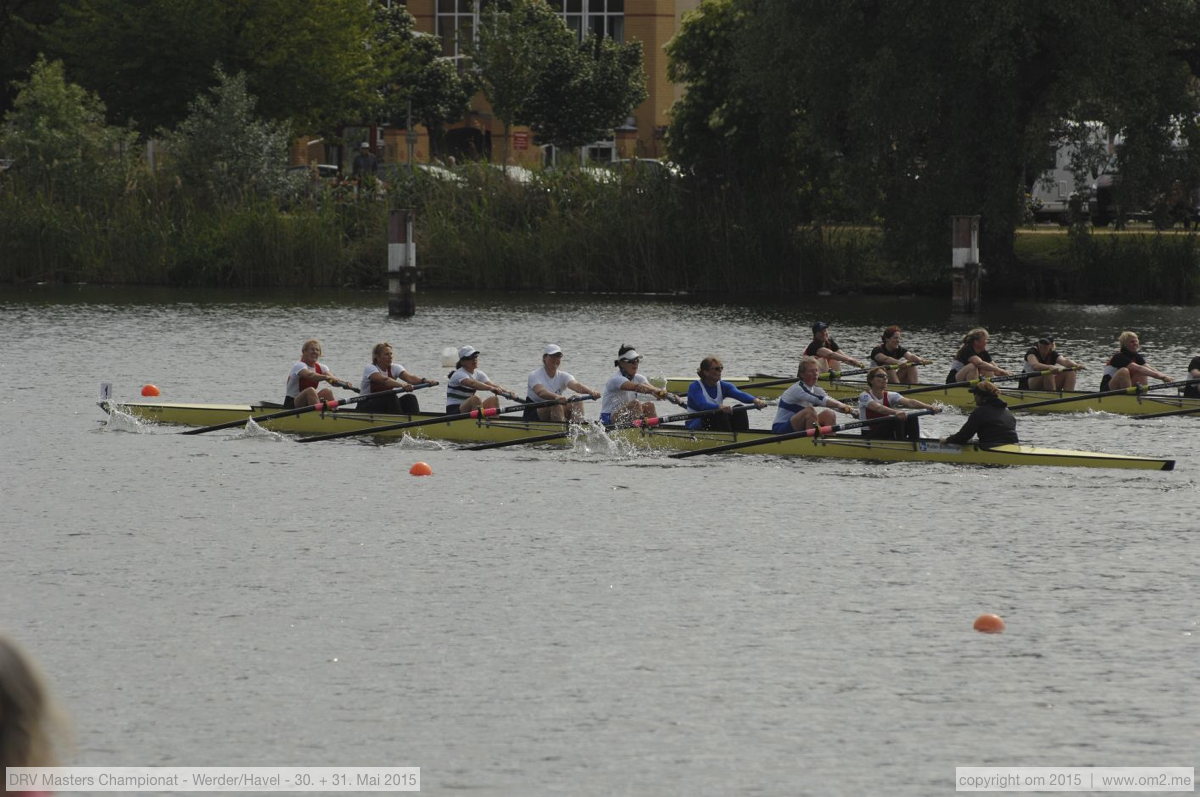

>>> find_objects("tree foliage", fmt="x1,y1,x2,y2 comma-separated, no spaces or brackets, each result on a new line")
0,0,63,117
1,55,138,201
46,0,381,135
159,66,292,203
667,0,1200,277
373,3,474,157
471,0,646,156
525,33,646,149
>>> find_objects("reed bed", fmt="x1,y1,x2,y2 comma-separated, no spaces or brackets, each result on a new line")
3,165,1194,301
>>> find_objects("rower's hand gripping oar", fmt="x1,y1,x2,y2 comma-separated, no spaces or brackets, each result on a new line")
464,402,769,451
1004,377,1200,412
297,395,594,443
181,383,432,435
667,408,936,459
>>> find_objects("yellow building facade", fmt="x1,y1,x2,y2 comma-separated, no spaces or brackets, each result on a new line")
396,0,695,165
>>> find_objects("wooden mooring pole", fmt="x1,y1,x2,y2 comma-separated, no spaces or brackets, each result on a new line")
951,215,982,313
388,209,418,317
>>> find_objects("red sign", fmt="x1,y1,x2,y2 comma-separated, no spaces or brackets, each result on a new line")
512,131,529,150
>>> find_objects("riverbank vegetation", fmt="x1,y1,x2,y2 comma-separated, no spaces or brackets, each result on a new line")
3,1,1200,302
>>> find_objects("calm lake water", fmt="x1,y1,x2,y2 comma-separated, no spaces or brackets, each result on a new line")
2,286,1198,796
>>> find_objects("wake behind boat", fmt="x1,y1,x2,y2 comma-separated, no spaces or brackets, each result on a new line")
100,400,1176,471
659,375,1200,415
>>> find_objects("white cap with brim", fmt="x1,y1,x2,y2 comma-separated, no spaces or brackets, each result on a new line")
618,350,642,362
458,345,481,359
543,344,563,356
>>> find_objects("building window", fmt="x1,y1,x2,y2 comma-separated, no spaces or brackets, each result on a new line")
545,0,623,42
437,0,495,59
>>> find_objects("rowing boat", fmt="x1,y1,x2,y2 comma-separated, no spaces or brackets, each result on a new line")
659,375,1200,415
100,401,1176,470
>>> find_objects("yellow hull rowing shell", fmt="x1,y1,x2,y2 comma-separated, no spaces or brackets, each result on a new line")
659,376,1200,415
101,401,1176,471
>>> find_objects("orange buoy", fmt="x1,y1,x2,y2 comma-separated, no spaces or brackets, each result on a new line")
973,613,1005,633
141,384,161,397
409,462,433,476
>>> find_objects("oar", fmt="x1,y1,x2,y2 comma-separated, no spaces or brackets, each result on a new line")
893,371,1035,397
181,383,430,435
668,409,936,459
1004,378,1200,412
465,403,763,451
742,362,905,391
297,395,592,443
1132,400,1200,420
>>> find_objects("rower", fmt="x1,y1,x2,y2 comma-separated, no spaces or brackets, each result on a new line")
857,366,941,440
801,321,863,376
947,327,1010,383
773,356,856,433
600,345,670,425
524,344,600,423
446,346,510,415
359,342,437,413
685,356,769,431
1020,334,1081,391
284,339,352,409
1100,331,1172,391
1186,355,1200,399
870,325,931,384
939,381,1018,449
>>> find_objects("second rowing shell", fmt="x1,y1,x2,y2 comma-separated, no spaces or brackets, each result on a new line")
658,376,1200,416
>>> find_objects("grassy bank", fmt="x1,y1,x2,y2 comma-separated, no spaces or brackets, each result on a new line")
1012,227,1199,304
1,167,1196,302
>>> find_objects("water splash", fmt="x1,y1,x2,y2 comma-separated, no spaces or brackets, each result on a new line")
100,403,147,433
237,418,287,442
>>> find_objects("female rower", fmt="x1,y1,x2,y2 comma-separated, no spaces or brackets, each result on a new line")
857,366,941,440
446,346,512,414
600,345,673,425
284,339,353,408
686,356,769,431
1,634,62,782
801,321,864,376
870,325,931,384
947,327,1011,383
525,344,600,422
1185,355,1200,399
939,380,1018,449
359,342,437,414
773,356,856,433
1021,335,1081,391
1099,331,1172,391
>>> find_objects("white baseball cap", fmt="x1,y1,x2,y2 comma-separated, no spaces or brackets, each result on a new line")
543,344,563,356
458,345,481,359
618,349,642,362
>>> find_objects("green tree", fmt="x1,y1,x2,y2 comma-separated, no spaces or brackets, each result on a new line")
47,0,381,135
373,3,474,159
525,33,646,150
469,0,576,166
669,0,1200,280
0,0,63,116
160,66,292,203
0,55,137,202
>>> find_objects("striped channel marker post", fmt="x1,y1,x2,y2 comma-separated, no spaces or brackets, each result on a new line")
388,208,418,317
